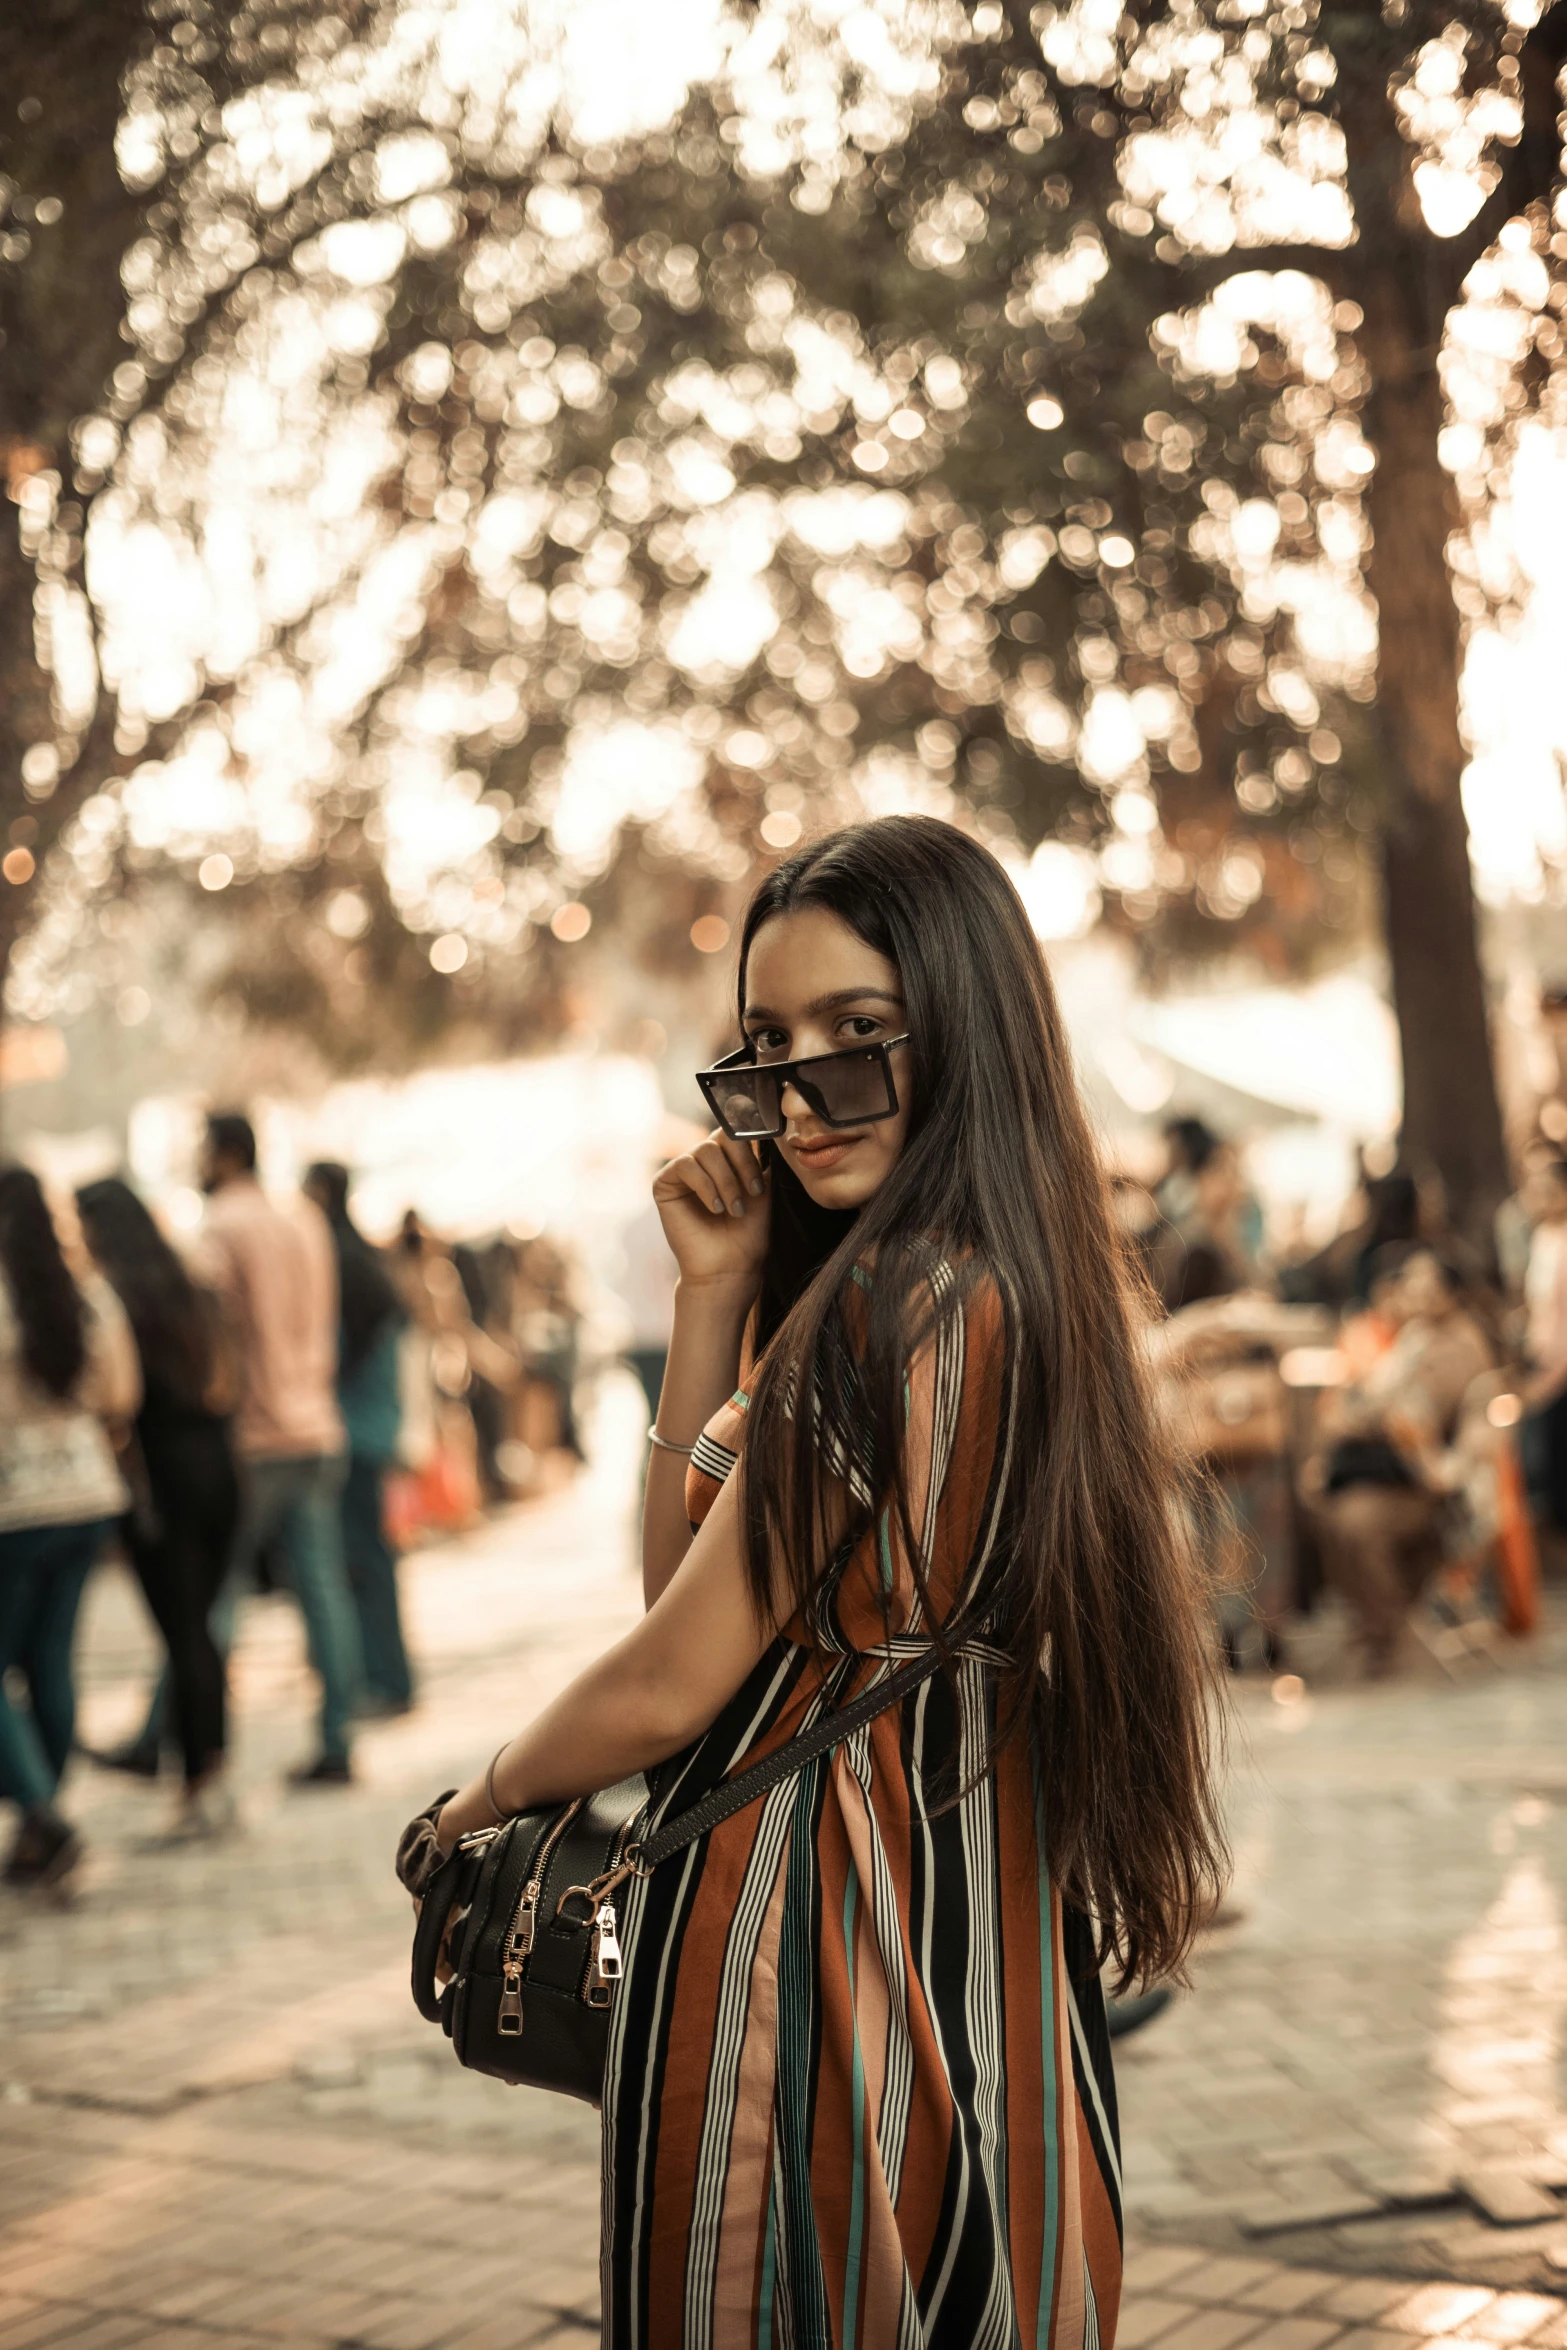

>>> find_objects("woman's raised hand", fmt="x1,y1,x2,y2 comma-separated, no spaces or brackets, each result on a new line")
653,1130,769,1296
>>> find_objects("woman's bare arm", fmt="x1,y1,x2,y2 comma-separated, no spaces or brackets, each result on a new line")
437,1470,775,1848
640,1280,753,1606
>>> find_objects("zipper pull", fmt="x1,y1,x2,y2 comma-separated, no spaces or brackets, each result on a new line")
593,1901,623,1983
498,1961,524,2035
510,1880,540,1959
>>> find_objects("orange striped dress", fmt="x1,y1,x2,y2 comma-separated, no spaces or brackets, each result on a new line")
600,1275,1123,2349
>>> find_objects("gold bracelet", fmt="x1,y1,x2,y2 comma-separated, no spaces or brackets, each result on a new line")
648,1427,696,1456
484,1743,512,1824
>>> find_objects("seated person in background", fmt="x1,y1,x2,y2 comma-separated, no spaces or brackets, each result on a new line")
1303,1249,1493,1676
1336,1239,1417,1382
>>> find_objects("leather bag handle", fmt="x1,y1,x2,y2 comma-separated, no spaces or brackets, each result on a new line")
411,1847,465,2024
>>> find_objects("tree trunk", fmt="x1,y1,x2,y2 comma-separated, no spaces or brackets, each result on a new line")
0,0,155,1063
1357,276,1510,1255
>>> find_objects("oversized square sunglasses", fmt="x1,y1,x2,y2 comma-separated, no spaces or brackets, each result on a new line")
696,1035,910,1142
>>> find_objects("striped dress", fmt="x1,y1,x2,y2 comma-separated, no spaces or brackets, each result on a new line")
601,1275,1123,2350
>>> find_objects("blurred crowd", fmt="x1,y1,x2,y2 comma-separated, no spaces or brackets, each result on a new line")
3,1094,1566,1897
0,1111,592,1892
1126,1117,1567,1683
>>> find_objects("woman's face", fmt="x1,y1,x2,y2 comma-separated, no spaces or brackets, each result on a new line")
742,906,911,1211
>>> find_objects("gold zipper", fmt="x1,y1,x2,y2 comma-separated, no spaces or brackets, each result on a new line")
593,1903,624,1978
581,1817,638,2008
495,1800,583,2036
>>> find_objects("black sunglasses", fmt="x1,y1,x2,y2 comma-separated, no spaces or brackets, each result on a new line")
696,1035,910,1141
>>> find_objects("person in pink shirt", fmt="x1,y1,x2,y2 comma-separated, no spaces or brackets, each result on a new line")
197,1113,363,1783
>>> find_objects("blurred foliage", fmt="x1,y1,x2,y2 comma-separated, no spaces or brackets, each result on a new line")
0,0,163,977
0,0,1563,1091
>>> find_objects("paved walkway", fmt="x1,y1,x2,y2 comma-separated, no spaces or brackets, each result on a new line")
1118,1627,1567,2291
0,1373,1564,2347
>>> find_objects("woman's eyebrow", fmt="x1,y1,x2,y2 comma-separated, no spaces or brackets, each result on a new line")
807,986,904,1015
742,986,904,1023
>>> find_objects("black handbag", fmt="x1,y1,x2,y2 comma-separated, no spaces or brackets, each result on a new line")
409,1640,959,2105
1323,1434,1415,1492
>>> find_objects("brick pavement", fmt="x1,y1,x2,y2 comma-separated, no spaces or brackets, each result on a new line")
0,1373,1564,2346
1115,1616,1567,2291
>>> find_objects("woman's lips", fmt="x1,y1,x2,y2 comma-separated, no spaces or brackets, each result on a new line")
788,1132,861,1172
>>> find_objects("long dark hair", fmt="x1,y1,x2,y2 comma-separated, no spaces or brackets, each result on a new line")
0,1164,88,1399
736,817,1225,1988
305,1162,404,1375
76,1177,214,1413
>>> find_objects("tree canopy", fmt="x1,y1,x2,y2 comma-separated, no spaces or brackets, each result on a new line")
4,0,1566,1231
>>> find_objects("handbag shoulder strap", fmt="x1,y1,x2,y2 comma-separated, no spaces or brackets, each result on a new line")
636,1640,959,1873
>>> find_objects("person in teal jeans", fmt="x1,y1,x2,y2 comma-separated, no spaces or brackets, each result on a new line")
305,1164,413,1716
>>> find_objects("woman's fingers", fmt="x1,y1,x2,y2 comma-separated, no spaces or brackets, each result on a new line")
654,1150,724,1219
653,1135,765,1222
691,1137,751,1218
717,1131,766,1199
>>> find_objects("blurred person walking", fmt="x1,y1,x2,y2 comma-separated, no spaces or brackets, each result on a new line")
387,1211,507,1533
408,819,1225,2345
1155,1115,1217,1229
452,1240,513,1501
76,1179,240,1836
304,1163,414,1718
1150,1123,1263,1312
515,1234,586,1462
0,1167,139,1889
197,1114,362,1784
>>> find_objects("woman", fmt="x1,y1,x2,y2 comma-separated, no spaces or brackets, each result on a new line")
1151,1127,1262,1314
76,1178,240,1832
303,1163,413,1715
411,818,1225,2346
515,1233,586,1462
0,1165,139,1888
1304,1246,1493,1674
